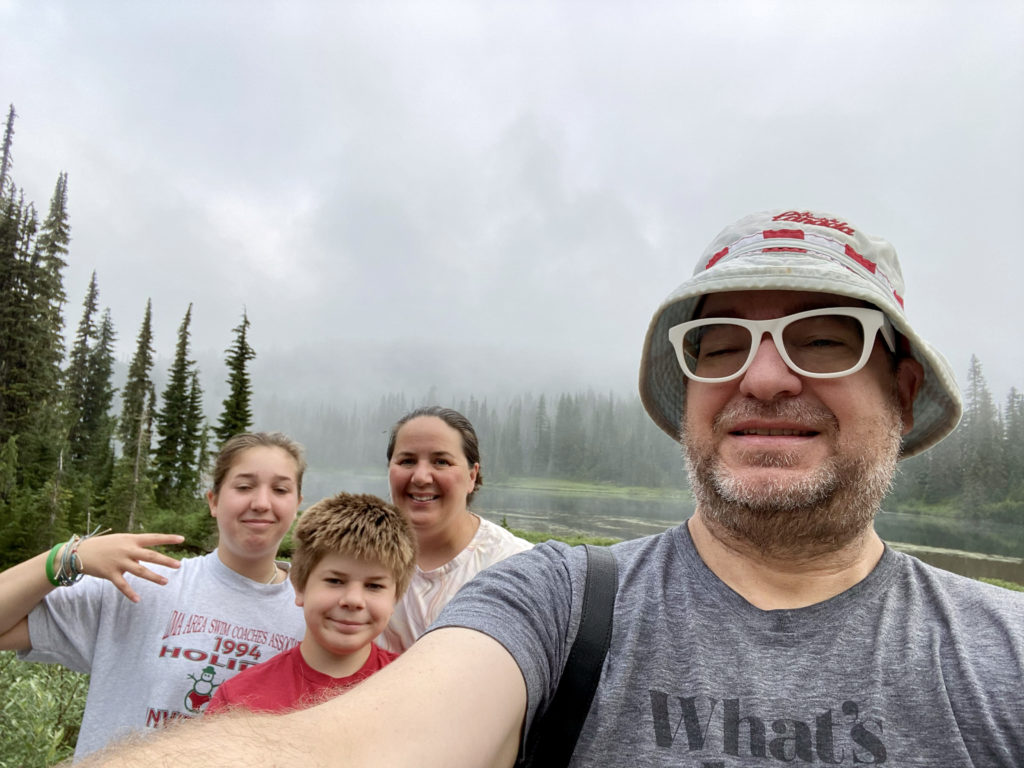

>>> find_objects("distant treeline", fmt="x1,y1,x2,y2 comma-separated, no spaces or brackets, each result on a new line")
259,390,687,489
262,357,1024,531
892,356,1024,525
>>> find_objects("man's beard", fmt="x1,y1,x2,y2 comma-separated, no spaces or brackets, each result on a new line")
683,396,903,560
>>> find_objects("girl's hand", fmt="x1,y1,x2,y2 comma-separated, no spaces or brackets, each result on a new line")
76,533,185,603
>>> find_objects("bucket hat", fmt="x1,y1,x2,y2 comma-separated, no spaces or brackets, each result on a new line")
639,209,962,459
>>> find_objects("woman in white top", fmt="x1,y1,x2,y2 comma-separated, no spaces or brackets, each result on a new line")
377,406,532,652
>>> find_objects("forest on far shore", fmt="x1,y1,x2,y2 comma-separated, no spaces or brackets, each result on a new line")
261,354,1024,532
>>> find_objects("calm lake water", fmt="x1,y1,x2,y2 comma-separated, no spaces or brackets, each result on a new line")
305,469,1024,561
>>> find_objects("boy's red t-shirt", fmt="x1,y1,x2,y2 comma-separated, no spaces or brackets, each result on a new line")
206,642,398,714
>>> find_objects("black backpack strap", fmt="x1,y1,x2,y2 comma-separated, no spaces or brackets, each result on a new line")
522,544,618,768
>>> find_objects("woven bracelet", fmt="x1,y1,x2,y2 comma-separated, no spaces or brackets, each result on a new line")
56,534,83,587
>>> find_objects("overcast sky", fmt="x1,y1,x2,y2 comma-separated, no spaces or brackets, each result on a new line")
2,0,1022,412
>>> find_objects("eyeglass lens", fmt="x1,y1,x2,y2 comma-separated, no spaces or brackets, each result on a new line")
682,314,868,378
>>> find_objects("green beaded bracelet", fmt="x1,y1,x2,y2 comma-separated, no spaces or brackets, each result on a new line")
44,543,63,587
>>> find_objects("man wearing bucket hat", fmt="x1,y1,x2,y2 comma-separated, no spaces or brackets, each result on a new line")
90,210,1022,768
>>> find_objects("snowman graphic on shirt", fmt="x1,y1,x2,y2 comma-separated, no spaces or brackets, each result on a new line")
184,665,220,713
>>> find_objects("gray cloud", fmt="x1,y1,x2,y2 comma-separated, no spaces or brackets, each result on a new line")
2,0,1022,411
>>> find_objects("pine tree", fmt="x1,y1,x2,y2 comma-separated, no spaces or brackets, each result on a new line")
18,174,70,486
1003,388,1024,498
0,173,69,497
65,272,100,466
0,117,74,558
182,370,206,497
961,355,1004,509
107,385,156,532
152,304,204,507
214,310,256,444
83,308,117,485
0,188,27,445
0,190,42,447
118,300,156,454
497,400,524,478
0,104,15,195
106,302,157,532
532,395,551,476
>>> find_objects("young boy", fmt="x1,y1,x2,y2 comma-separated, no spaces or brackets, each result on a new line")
207,492,416,713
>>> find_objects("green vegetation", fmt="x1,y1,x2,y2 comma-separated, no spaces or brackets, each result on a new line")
214,310,256,444
510,528,621,547
0,652,86,768
0,106,258,569
981,578,1024,592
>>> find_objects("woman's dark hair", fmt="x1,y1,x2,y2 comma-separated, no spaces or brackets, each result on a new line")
386,406,483,505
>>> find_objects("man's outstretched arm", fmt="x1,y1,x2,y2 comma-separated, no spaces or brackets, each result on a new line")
80,626,527,768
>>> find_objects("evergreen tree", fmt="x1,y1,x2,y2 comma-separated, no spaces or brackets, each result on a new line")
107,386,156,532
183,370,206,497
214,310,256,443
961,355,1004,509
18,174,70,485
106,302,157,531
1002,388,1024,501
83,308,117,485
118,300,156,454
532,395,551,476
59,277,117,530
0,116,74,559
0,104,15,195
0,187,47,449
152,304,204,507
0,187,29,445
0,175,69,499
497,400,524,478
65,272,100,465
551,394,586,477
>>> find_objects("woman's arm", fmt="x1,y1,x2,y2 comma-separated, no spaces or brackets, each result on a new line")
0,532,185,651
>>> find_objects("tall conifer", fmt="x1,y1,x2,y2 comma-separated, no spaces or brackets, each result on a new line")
83,308,117,484
214,310,256,443
962,356,1004,507
65,272,100,465
153,304,204,507
0,105,15,194
532,395,551,476
8,175,70,490
118,300,156,453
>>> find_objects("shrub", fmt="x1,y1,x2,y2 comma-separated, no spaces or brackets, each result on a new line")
0,652,88,768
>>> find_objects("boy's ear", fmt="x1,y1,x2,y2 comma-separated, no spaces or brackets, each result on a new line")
294,589,304,607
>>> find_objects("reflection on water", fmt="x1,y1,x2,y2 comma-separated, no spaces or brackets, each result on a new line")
304,470,1024,558
874,511,1024,559
482,486,691,541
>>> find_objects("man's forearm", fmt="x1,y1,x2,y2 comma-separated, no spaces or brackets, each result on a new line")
79,628,526,768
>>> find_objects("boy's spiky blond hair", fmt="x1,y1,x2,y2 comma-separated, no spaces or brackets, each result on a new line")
289,492,416,596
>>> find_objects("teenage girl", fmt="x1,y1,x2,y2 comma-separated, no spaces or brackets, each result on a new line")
0,432,307,759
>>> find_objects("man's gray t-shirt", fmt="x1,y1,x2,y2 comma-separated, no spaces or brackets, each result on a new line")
433,523,1024,766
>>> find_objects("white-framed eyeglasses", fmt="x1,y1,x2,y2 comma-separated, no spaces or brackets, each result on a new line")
668,307,897,383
